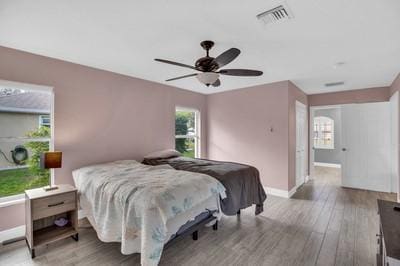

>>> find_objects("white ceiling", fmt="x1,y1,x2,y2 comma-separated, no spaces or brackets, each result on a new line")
0,0,399,94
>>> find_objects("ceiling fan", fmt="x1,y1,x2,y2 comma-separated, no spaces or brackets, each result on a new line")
155,40,263,87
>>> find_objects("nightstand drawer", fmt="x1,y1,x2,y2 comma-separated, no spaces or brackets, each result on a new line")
32,192,76,220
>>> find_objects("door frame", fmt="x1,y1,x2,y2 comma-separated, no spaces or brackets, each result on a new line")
295,101,308,188
390,91,399,198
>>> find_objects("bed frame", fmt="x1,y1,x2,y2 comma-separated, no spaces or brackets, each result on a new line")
166,208,241,247
164,215,218,248
165,207,246,247
165,208,241,247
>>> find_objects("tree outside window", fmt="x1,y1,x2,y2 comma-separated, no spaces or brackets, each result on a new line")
175,108,200,158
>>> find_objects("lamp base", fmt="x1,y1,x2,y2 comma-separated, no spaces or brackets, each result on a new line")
43,186,59,191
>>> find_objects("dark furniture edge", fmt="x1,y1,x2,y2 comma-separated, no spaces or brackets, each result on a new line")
377,199,400,260
164,214,217,249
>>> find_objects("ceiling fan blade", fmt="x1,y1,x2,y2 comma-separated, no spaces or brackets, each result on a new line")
213,48,241,68
212,79,221,87
219,69,263,76
165,73,197,82
155,58,197,71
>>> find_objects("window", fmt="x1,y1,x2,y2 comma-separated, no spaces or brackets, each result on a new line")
313,116,334,149
0,86,53,201
39,115,51,127
175,107,200,158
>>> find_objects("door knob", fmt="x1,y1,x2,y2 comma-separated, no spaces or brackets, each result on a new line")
342,148,347,151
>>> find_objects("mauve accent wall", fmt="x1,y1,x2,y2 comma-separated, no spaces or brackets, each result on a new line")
0,46,207,231
0,204,25,231
207,81,307,191
308,87,391,106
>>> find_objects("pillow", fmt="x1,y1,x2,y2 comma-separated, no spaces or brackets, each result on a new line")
149,164,175,170
144,149,181,159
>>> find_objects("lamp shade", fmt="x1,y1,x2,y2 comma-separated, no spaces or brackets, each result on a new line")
40,151,62,169
196,72,219,86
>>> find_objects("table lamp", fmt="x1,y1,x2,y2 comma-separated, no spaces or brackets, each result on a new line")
40,151,62,191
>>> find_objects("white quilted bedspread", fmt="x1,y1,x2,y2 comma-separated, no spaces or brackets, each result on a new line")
73,160,226,266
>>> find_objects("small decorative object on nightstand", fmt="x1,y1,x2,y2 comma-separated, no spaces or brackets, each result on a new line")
25,184,78,259
40,151,62,191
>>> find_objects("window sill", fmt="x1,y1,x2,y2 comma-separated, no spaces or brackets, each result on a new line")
0,194,25,208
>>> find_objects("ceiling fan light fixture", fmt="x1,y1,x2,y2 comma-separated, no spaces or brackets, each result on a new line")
196,72,219,86
156,40,263,87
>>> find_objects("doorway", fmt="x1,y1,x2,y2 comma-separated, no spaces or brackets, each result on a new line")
310,101,399,194
309,106,342,185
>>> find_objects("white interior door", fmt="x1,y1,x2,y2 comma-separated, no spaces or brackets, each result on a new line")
390,92,399,194
296,101,307,188
341,102,391,192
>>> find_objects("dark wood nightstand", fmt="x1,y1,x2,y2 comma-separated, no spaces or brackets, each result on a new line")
25,184,78,258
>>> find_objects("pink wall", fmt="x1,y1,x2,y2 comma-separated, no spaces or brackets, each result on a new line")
308,87,390,106
0,204,25,231
288,82,308,190
0,46,207,231
207,81,307,191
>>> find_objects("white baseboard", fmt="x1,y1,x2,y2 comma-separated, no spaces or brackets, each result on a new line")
288,186,297,198
295,175,310,189
0,225,25,244
296,176,305,188
264,186,297,198
314,162,341,168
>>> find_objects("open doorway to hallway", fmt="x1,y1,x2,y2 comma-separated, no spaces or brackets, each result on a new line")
310,101,399,197
310,106,342,185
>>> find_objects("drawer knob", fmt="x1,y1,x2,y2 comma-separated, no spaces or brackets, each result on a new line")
48,201,64,207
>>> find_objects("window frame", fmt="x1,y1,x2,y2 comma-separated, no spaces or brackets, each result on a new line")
313,116,334,150
175,106,201,158
39,114,51,127
0,80,54,206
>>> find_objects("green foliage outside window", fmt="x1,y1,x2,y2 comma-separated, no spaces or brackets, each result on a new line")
175,111,196,157
175,112,188,153
0,126,51,197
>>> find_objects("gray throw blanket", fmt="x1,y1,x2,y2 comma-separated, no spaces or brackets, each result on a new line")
143,157,267,215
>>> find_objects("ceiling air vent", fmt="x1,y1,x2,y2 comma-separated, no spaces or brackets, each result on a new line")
325,81,345,87
256,3,294,25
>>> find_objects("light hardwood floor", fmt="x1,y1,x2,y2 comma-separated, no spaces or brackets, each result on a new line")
0,166,397,266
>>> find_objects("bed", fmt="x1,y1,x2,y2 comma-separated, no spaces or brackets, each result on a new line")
72,160,226,266
142,151,267,216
